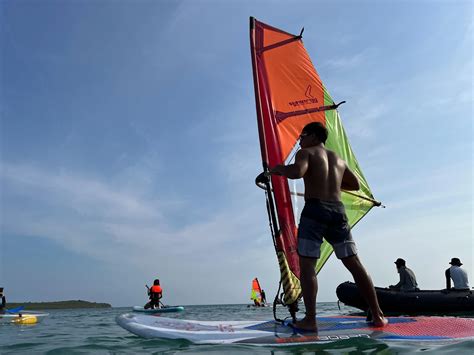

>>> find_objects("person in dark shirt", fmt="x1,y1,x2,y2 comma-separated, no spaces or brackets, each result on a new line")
261,289,267,305
389,258,418,291
0,287,6,314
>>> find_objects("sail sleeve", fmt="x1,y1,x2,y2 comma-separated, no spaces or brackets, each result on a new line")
250,17,380,306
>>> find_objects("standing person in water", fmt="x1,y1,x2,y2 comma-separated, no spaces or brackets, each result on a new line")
269,122,387,331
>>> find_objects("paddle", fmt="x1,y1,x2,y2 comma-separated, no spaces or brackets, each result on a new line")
5,306,25,314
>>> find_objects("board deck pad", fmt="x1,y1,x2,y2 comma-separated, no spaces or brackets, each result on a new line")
116,314,474,345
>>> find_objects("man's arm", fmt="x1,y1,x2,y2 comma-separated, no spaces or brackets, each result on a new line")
390,272,403,290
445,269,452,289
392,279,401,289
269,149,309,179
341,165,360,191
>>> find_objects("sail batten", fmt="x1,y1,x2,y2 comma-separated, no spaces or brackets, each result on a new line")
259,35,302,53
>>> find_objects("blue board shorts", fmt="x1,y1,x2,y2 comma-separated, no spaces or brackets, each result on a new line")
297,199,357,259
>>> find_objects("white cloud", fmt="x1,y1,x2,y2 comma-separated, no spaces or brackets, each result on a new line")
0,160,277,305
322,48,377,71
1,163,163,221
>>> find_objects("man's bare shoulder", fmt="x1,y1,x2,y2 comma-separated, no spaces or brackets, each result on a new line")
323,147,337,156
324,148,346,163
304,145,326,155
296,147,311,159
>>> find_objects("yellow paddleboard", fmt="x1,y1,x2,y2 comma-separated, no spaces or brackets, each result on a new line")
11,315,38,324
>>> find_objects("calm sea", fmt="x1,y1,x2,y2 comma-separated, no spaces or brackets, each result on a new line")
1,303,473,354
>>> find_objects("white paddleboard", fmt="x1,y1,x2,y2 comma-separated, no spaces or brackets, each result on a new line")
116,313,474,345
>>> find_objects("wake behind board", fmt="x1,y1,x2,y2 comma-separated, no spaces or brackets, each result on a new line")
132,306,184,314
116,314,474,345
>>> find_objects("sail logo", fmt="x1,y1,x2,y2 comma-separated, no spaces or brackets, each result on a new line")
288,85,318,107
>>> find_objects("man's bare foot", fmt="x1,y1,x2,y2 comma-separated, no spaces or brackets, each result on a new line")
371,316,388,327
292,316,318,332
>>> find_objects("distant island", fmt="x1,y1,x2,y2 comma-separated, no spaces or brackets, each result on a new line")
7,300,112,310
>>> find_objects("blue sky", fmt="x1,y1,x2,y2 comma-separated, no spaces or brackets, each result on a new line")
1,0,472,307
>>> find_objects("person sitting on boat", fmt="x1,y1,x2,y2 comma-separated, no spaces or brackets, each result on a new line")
0,287,5,314
389,258,419,291
445,258,470,290
144,279,163,309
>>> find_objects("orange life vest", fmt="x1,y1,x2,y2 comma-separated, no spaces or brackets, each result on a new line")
150,285,162,294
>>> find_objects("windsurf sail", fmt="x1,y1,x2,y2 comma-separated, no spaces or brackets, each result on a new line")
250,278,263,305
249,17,382,321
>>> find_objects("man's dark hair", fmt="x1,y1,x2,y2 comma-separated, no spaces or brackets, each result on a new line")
302,122,328,143
153,279,160,285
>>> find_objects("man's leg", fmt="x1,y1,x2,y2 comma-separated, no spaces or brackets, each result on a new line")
341,255,388,327
294,255,318,331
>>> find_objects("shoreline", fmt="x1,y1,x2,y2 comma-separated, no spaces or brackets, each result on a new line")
6,300,112,310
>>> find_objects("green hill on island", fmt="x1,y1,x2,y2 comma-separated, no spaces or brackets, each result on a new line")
7,300,112,310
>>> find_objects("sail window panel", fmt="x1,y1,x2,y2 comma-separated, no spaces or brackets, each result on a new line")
276,111,326,162
284,143,305,226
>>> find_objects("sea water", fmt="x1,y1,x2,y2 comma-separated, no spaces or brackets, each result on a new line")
1,303,473,354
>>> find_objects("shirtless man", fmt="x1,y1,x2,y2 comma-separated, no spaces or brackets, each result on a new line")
270,122,387,331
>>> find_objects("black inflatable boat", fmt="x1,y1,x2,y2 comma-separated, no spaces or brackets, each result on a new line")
336,281,474,315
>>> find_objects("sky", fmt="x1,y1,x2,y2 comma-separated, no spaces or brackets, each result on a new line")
0,0,472,307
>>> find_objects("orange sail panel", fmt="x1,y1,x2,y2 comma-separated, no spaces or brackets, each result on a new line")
250,278,263,305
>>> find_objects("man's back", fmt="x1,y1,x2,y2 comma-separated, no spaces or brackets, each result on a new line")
399,266,418,291
450,266,470,289
302,146,358,201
